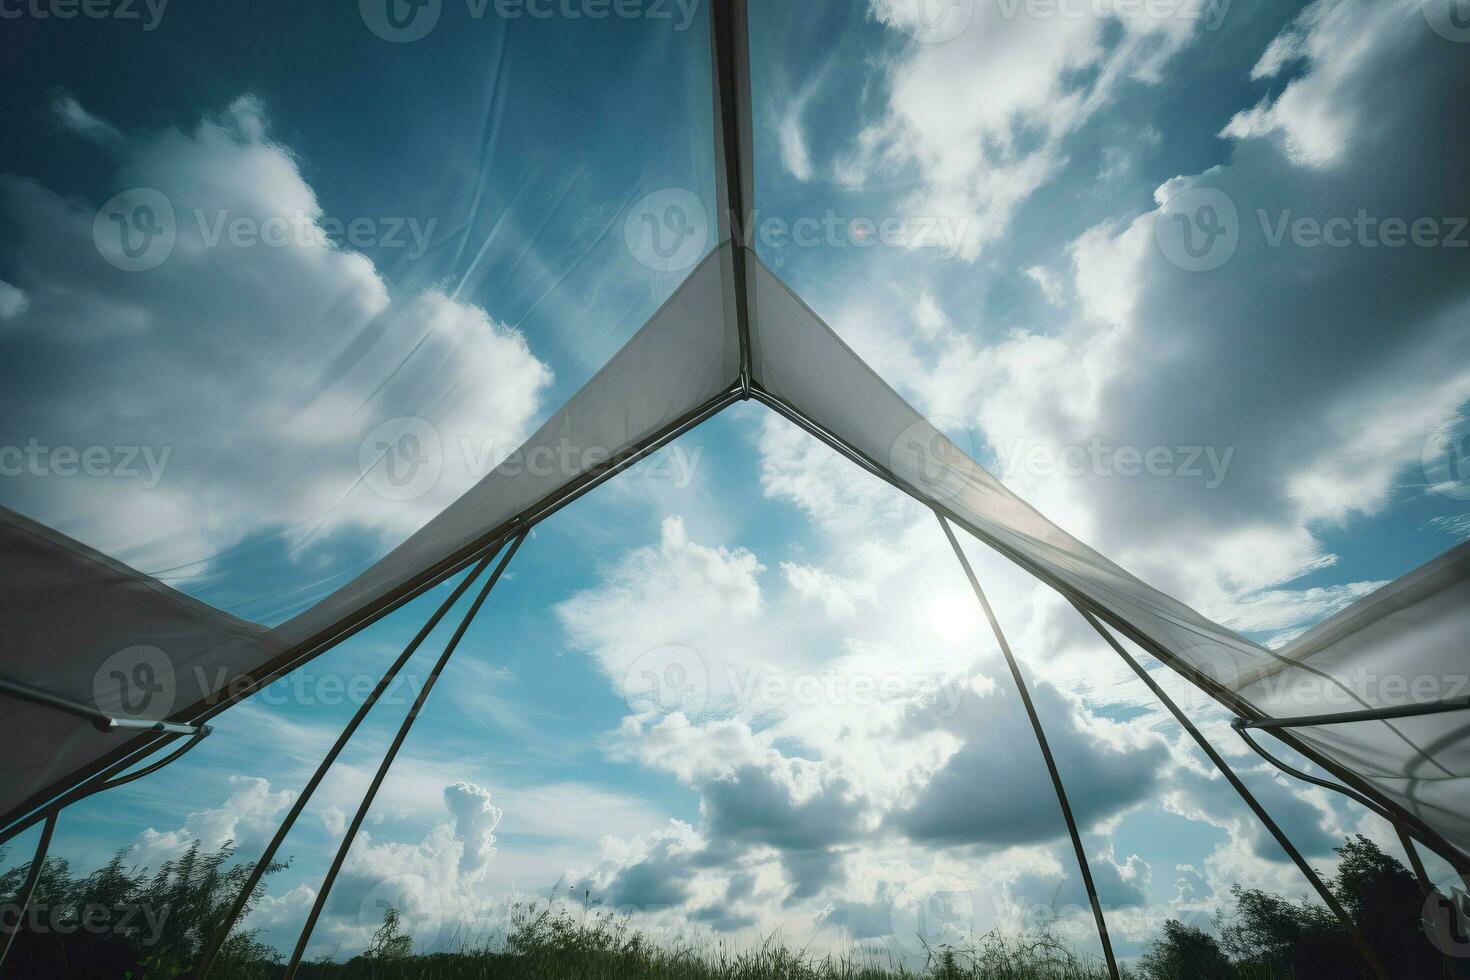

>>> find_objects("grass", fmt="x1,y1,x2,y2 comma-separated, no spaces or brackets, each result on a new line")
282,903,1123,980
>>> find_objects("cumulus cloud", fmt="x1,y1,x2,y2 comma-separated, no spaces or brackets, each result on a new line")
0,279,26,320
849,0,1217,260
443,782,503,882
128,775,293,870
889,675,1170,847
0,95,552,582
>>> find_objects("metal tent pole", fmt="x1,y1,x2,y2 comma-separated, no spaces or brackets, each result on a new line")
936,514,1121,980
0,810,57,971
281,530,527,978
194,541,506,978
1070,601,1389,980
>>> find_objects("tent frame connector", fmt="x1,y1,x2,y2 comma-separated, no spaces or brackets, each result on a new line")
1071,602,1390,980
936,513,1121,980
280,530,527,979
0,677,212,736
1232,724,1394,822
1233,698,1470,731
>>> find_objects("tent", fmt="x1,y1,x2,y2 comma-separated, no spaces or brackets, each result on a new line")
2,2,1468,977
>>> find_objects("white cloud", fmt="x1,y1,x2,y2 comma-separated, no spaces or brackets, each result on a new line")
850,0,1213,261
128,775,293,869
0,279,27,320
51,91,121,143
0,95,553,576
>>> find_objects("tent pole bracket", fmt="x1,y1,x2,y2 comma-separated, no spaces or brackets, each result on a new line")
0,678,212,737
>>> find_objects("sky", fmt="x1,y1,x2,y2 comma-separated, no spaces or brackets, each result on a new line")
2,0,1469,968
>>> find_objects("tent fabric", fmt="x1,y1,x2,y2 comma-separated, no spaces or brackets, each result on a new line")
0,506,280,823
745,256,1470,860
1234,540,1470,856
0,242,737,827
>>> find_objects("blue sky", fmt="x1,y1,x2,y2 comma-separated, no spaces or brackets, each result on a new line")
2,0,1469,967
